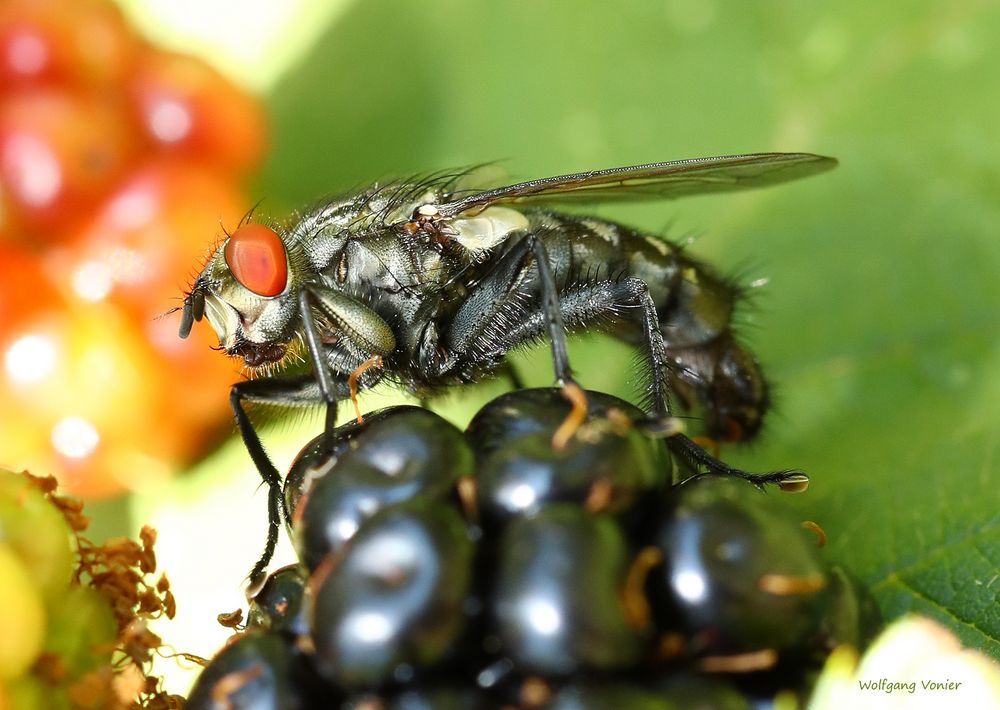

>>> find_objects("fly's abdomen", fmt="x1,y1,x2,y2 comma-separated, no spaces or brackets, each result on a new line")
529,211,738,343
531,210,768,442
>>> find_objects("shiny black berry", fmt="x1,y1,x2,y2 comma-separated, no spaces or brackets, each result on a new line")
466,388,653,457
475,426,668,524
292,407,472,570
247,565,307,637
489,505,645,675
186,631,327,710
645,475,830,659
307,499,475,688
284,406,461,518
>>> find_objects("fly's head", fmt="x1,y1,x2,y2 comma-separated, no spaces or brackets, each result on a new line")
180,222,309,372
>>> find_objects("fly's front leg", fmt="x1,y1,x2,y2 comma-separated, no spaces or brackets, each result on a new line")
232,374,353,591
298,288,339,432
236,288,394,590
299,285,396,429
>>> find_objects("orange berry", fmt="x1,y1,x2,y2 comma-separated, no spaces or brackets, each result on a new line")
127,50,267,175
0,0,138,90
0,90,139,234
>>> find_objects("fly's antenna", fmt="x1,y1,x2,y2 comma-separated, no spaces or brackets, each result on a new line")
178,286,206,339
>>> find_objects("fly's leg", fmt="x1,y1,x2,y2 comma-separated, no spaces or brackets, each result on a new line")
443,234,540,372
437,233,584,440
443,233,572,384
441,233,580,407
499,277,807,488
299,288,340,432
229,380,282,591
661,431,808,489
347,355,384,423
299,286,396,431
503,277,671,412
527,236,573,384
231,374,353,591
235,287,394,591
529,236,606,446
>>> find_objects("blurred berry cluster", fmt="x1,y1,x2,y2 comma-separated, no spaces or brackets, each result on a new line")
0,0,267,495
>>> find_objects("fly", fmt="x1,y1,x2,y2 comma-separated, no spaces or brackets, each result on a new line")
179,152,837,588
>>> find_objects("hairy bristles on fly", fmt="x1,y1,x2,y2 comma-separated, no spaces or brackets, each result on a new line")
241,335,307,380
155,305,184,320
340,164,506,230
237,198,266,229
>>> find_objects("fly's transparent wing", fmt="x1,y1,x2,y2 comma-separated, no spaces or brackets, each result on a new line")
434,153,837,217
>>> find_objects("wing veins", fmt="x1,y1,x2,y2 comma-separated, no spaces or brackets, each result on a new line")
433,152,837,217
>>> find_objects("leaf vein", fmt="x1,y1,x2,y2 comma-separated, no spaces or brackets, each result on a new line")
870,519,1000,591
886,575,998,645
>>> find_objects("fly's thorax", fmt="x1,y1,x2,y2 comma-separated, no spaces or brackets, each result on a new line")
337,235,415,291
287,206,353,269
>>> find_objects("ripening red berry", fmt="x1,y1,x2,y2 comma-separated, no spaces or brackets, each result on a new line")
127,50,267,175
0,0,138,90
0,15,64,88
0,90,139,234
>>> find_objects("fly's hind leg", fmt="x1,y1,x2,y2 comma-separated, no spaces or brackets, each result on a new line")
500,276,807,489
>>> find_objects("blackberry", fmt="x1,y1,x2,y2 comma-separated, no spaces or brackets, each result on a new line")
289,407,472,570
186,631,330,709
490,505,646,675
186,388,880,708
307,499,475,688
246,564,307,637
643,474,831,659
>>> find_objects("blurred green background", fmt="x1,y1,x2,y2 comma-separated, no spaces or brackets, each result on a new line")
118,0,1000,693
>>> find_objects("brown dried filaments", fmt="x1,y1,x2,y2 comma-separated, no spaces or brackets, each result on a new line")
20,471,186,709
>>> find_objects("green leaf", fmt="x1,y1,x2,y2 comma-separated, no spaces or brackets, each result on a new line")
255,0,1000,656
42,586,117,679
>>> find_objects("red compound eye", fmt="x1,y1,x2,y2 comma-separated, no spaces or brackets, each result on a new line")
224,223,287,297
